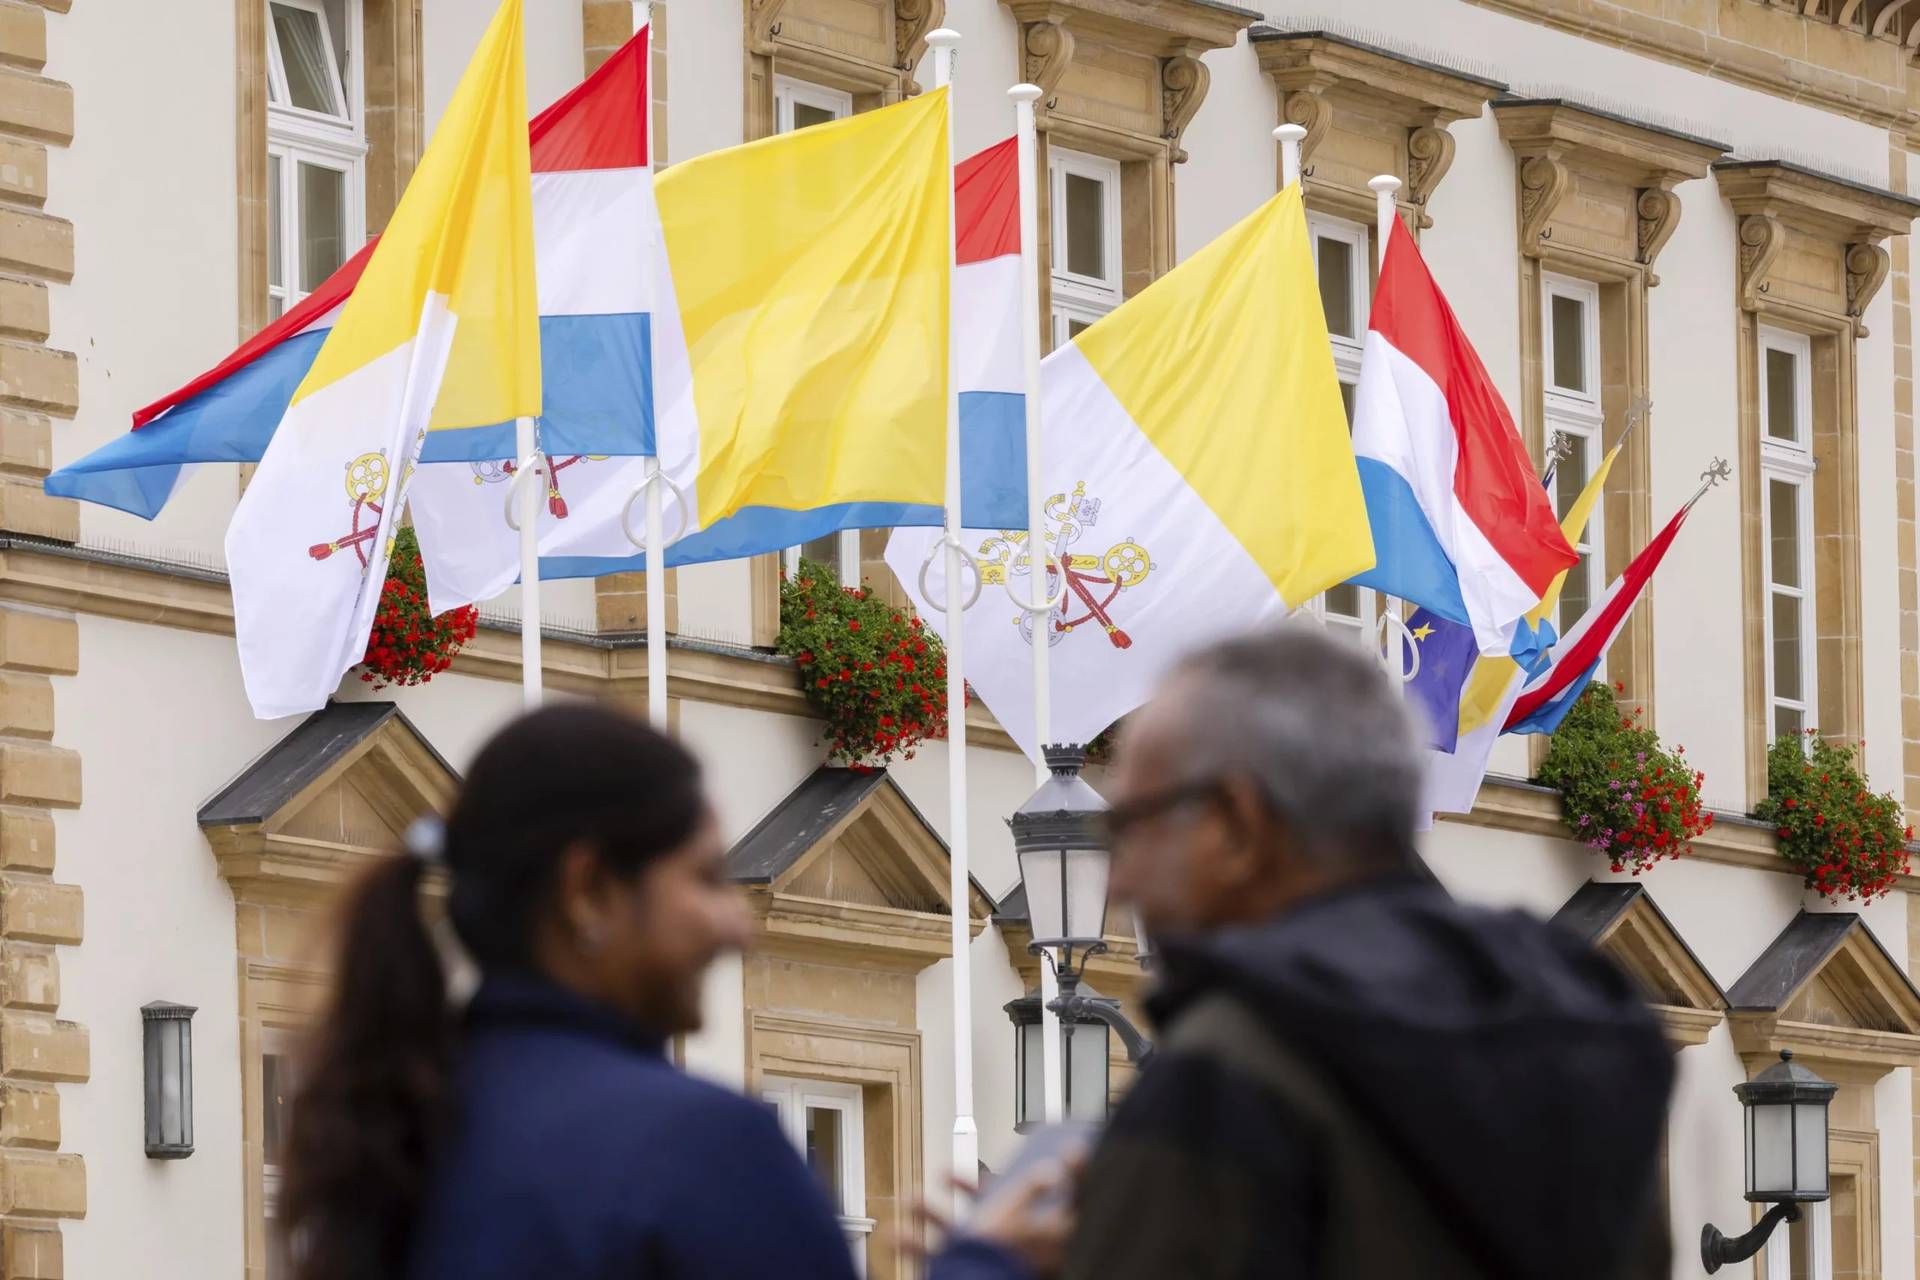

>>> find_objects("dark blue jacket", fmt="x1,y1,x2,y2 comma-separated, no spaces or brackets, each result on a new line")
410,972,1025,1280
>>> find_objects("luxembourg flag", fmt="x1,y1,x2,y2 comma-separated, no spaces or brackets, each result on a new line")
225,0,539,719
1504,496,1694,735
45,18,658,517
406,133,1025,610
1348,217,1576,655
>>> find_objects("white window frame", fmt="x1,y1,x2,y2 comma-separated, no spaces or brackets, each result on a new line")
1542,273,1606,662
1760,326,1817,745
1049,148,1123,340
770,77,858,585
260,1027,299,1280
1304,213,1375,647
762,1076,874,1275
774,77,853,134
266,0,365,321
1765,1195,1832,1280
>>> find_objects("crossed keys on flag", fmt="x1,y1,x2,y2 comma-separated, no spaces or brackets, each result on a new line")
976,482,1154,650
470,454,607,519
308,450,395,569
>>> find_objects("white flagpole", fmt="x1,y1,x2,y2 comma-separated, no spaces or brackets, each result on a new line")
1008,81,1066,1127
1366,174,1417,694
928,27,979,1199
630,0,668,730
1277,123,1305,190
513,416,543,707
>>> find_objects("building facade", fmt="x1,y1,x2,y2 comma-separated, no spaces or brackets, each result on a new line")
0,0,1917,1276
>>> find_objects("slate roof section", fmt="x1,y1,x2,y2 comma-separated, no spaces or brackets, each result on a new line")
198,701,454,827
724,765,994,905
1550,879,1726,1006
1726,911,1918,1012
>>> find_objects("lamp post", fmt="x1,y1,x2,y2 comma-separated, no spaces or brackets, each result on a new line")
1008,744,1155,1125
1700,1050,1836,1272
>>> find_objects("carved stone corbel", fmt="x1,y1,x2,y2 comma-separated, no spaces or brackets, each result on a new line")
895,0,944,81
1023,18,1075,118
1162,54,1209,164
1635,186,1682,286
1517,153,1571,258
1846,242,1891,336
1406,125,1455,229
747,0,791,57
1281,89,1332,173
1736,213,1783,312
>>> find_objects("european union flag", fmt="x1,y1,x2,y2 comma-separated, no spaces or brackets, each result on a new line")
1404,609,1481,752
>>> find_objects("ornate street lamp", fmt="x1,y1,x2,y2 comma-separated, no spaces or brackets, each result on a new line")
1004,989,1111,1131
1700,1050,1836,1272
142,1001,196,1159
1008,744,1155,1129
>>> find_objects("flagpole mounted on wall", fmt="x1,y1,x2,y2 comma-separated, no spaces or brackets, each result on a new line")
1365,173,1423,693
1277,124,1306,190
928,25,980,1202
510,417,544,708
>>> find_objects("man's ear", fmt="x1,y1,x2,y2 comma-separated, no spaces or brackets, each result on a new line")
1212,775,1285,887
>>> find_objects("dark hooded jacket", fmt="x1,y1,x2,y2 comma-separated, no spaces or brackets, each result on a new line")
1062,875,1675,1280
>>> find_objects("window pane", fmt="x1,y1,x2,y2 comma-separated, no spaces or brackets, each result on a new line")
1067,317,1092,340
1316,236,1354,339
1559,558,1591,636
1775,703,1804,743
262,1053,290,1166
1065,172,1105,280
1787,1211,1812,1280
1323,583,1361,621
268,295,286,321
804,1106,844,1213
1554,438,1586,528
1772,591,1803,702
297,162,346,292
1830,1175,1859,1280
1550,292,1586,393
1339,380,1356,428
272,4,341,116
267,154,284,291
792,101,839,131
798,535,839,573
1768,479,1801,589
1766,346,1799,442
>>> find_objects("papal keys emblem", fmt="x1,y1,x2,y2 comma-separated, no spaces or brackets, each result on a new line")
468,454,607,519
978,482,1153,649
309,449,398,571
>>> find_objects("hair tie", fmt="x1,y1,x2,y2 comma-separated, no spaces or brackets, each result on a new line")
404,815,447,867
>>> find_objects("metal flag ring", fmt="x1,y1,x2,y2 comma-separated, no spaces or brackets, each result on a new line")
1006,551,1069,615
620,469,693,552
502,451,551,532
1376,611,1422,685
917,534,984,613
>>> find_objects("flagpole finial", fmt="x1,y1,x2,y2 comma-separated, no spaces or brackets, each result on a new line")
1276,125,1306,189
1545,429,1575,469
926,27,961,49
1700,456,1732,488
1009,83,1043,103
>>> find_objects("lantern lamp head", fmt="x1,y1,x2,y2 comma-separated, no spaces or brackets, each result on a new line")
142,1001,196,1160
1008,744,1112,961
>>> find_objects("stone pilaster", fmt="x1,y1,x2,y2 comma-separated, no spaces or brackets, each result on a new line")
0,2,83,1271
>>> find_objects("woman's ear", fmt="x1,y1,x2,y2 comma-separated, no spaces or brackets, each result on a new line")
551,840,613,951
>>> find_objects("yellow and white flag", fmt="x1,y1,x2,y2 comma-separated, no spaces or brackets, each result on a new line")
888,186,1373,760
227,0,538,718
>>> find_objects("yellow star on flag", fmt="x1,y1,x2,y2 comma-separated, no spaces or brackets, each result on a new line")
1411,622,1435,642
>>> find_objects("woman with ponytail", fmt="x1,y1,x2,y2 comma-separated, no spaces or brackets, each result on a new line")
280,703,1064,1280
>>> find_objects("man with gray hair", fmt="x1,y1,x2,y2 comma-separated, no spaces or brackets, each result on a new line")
1058,623,1673,1279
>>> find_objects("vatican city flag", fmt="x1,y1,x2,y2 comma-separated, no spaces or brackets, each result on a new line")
226,0,538,719
889,185,1373,760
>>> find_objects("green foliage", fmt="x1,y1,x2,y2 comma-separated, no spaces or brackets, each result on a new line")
1536,682,1711,874
777,560,953,769
1756,731,1911,903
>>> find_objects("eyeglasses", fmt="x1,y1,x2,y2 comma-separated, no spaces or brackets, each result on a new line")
1097,778,1229,846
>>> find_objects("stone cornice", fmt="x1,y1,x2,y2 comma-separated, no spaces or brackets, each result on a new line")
1448,774,1920,893
1493,98,1727,271
1459,0,1915,136
1714,160,1919,330
1002,0,1257,55
1250,27,1505,130
0,536,1021,750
